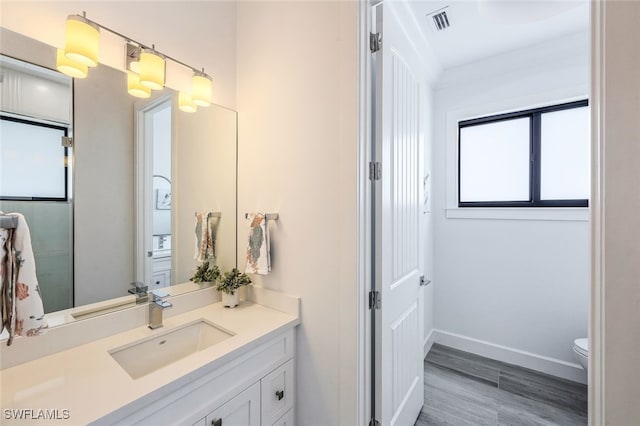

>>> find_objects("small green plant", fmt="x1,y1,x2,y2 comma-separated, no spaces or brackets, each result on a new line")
190,261,221,284
217,268,252,295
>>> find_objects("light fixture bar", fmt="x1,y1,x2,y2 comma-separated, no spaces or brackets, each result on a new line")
74,12,211,79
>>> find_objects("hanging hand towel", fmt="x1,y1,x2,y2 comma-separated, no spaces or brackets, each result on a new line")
245,213,271,275
194,211,217,262
0,213,48,346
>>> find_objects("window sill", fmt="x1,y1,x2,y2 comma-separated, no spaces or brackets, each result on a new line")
445,207,589,221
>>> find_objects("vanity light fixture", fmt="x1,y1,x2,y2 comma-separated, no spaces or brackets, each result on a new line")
125,43,141,74
178,91,198,113
59,12,213,111
56,48,88,78
191,70,212,107
64,13,100,67
139,47,165,90
127,72,151,98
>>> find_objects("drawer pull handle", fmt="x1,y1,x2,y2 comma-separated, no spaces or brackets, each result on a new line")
212,419,222,426
276,390,285,401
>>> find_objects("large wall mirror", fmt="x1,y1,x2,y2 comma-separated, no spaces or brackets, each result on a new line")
0,28,237,329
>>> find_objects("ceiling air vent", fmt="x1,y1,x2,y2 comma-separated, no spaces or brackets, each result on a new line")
427,7,451,32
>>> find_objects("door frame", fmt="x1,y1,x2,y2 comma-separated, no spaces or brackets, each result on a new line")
356,1,374,425
356,1,605,425
134,93,173,288
589,1,604,423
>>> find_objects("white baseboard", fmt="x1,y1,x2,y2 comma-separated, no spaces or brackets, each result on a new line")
432,330,587,384
423,328,435,359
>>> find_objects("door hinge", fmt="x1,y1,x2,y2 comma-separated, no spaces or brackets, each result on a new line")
370,32,382,53
369,418,381,426
369,290,381,310
420,275,432,287
369,161,381,181
61,136,73,148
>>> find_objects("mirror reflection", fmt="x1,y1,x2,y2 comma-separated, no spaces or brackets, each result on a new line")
0,28,237,328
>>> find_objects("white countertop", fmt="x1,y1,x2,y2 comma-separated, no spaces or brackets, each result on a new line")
0,301,298,425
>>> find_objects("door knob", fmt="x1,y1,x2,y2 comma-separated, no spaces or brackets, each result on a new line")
212,419,222,426
276,389,284,401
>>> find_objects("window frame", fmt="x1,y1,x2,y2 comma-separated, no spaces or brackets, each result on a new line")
457,99,589,208
0,114,70,202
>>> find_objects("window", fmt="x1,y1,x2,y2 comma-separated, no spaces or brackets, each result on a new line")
458,100,589,207
0,116,70,201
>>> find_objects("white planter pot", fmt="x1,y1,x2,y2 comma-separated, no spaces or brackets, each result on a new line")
222,291,239,308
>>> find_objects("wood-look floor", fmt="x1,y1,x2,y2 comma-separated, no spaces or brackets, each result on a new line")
414,344,588,426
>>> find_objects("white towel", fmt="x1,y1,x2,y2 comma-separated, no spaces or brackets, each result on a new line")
245,213,271,275
194,211,217,262
0,212,48,346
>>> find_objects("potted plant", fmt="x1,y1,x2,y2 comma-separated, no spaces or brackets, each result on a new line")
189,261,221,287
217,268,252,308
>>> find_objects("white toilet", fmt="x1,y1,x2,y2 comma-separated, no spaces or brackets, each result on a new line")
573,338,588,372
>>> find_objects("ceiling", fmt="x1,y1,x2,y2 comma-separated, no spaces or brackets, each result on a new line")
407,0,590,70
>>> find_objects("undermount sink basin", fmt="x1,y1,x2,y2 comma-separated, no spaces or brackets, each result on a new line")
109,319,234,379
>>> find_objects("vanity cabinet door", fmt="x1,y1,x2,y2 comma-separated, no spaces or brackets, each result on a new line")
271,409,294,426
261,359,294,425
205,382,260,426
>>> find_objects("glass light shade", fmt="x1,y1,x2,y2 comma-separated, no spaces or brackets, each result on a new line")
127,72,151,98
191,74,212,107
56,48,88,78
64,15,99,67
179,92,197,113
139,50,165,90
129,60,140,73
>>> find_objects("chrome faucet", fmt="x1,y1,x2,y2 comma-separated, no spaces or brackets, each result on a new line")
148,293,173,329
129,281,149,304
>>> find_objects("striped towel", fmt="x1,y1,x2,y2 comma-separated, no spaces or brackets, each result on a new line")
194,212,217,262
245,213,271,275
0,212,48,346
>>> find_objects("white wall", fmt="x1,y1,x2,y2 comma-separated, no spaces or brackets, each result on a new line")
596,1,640,422
235,2,358,424
432,32,590,381
74,64,136,305
174,103,237,282
423,85,435,354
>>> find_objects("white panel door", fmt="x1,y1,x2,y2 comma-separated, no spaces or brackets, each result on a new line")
373,2,425,425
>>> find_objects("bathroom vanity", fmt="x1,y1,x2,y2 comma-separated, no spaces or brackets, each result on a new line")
0,288,299,426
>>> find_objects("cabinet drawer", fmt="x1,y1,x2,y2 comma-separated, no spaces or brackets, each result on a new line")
152,271,168,288
261,359,294,425
271,409,294,426
205,382,260,426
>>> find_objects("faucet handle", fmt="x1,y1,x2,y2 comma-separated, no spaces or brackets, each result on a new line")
151,290,171,301
129,281,148,294
151,291,173,308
